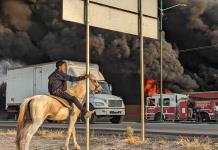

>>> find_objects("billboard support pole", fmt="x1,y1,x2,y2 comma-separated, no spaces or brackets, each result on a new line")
85,0,90,150
63,0,159,145
139,0,145,141
160,0,163,122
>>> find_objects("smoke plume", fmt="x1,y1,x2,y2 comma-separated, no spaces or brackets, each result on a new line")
164,0,218,91
1,0,216,103
1,0,32,31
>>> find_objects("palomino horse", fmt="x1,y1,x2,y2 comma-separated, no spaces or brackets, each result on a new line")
16,74,102,150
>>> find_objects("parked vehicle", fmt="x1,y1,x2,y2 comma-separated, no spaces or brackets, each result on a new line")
145,92,218,122
145,93,188,121
6,60,125,123
188,91,218,122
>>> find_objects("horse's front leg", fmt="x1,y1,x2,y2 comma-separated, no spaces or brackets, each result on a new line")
64,114,74,150
64,110,80,150
72,123,80,150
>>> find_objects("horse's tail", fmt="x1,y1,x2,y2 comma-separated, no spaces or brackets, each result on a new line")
16,97,32,150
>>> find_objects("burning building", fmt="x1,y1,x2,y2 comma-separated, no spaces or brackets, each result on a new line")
144,80,172,97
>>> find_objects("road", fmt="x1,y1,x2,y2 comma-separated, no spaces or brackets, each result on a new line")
1,121,218,137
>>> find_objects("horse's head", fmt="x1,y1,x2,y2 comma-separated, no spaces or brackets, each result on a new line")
68,74,102,96
89,74,103,93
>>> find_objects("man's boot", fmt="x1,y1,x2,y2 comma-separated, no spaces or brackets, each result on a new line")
84,110,95,119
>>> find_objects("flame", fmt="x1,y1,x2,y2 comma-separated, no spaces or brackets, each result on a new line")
144,80,159,96
144,80,172,96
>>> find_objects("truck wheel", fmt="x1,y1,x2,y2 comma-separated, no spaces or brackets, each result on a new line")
46,119,62,123
46,119,54,123
196,113,202,122
7,112,18,121
110,115,124,124
154,113,164,121
81,104,96,124
201,113,210,122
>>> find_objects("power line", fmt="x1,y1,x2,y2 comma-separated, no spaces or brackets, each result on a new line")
179,44,218,53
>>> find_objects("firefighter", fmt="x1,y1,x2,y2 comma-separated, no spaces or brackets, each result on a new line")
48,60,90,118
188,100,194,119
195,107,203,122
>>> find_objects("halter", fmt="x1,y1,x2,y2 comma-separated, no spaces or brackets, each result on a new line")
89,78,101,92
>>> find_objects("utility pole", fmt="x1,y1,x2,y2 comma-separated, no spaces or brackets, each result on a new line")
159,1,187,121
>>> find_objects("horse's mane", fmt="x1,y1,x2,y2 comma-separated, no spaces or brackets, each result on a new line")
69,80,84,91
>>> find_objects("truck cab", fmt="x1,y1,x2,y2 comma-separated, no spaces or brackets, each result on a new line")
81,80,125,123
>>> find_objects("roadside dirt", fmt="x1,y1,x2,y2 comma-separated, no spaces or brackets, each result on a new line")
0,134,217,150
0,128,217,150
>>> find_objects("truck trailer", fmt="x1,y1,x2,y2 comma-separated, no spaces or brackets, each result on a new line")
6,60,125,123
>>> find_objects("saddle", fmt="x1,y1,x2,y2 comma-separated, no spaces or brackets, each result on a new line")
48,95,73,110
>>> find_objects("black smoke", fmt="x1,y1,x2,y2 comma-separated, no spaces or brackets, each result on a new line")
164,0,218,91
0,0,208,104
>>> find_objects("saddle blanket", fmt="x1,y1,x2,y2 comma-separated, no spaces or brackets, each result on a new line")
47,95,73,109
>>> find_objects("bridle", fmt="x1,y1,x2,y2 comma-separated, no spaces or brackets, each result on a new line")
89,78,101,92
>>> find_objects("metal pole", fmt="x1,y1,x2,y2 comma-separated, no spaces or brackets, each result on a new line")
160,0,163,122
85,0,90,149
139,0,145,141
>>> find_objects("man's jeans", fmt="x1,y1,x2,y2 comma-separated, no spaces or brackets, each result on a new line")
52,90,84,111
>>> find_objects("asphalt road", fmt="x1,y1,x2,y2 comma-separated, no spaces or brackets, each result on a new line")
1,121,218,137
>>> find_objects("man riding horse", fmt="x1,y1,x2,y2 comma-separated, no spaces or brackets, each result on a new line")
16,60,102,150
48,60,91,118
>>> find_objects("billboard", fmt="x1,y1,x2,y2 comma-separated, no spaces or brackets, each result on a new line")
63,0,158,39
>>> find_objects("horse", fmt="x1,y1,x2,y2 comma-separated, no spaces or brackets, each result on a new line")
16,74,102,150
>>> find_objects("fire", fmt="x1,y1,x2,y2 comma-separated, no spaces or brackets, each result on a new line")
144,80,159,96
144,80,172,96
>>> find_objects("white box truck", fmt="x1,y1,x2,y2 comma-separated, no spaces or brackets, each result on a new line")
6,60,125,123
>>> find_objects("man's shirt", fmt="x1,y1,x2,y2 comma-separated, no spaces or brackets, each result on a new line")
48,70,84,94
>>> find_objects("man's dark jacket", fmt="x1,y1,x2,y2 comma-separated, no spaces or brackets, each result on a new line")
48,70,85,94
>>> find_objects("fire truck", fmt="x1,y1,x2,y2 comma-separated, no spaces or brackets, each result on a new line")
145,92,218,122
188,91,218,122
145,93,188,121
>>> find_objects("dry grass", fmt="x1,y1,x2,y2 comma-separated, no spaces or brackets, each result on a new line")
36,129,66,140
125,126,134,138
123,126,145,145
122,126,151,145
0,128,217,150
127,136,140,145
0,129,16,137
0,128,67,139
176,136,215,150
159,138,168,146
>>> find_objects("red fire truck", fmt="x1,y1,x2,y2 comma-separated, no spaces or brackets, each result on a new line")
188,91,218,122
145,92,218,122
145,93,189,121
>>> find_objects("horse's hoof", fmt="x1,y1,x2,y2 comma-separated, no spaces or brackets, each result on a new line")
62,146,70,150
74,145,81,150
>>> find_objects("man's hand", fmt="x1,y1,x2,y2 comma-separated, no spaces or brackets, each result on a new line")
84,74,90,79
78,74,89,81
